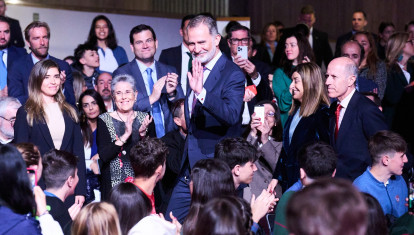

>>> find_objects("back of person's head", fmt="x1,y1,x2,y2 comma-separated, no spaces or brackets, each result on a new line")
363,193,388,235
14,143,41,167
0,144,35,214
359,91,381,108
298,141,336,179
369,130,407,166
287,178,368,235
72,71,85,103
109,182,151,235
191,158,235,204
215,137,258,170
71,202,121,235
193,196,253,235
42,149,78,190
130,138,168,179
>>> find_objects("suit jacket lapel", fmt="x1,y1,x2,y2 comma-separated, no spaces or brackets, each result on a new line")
336,93,358,146
131,61,148,97
329,102,337,146
203,55,225,92
60,113,71,151
38,121,55,150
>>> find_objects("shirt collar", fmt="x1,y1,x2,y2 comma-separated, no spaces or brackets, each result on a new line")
338,89,356,109
31,52,49,64
204,50,222,71
181,43,190,53
136,59,156,74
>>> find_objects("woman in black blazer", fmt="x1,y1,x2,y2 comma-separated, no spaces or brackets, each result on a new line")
272,62,330,191
14,59,86,206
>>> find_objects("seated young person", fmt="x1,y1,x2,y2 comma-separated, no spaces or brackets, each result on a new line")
42,149,81,235
128,138,168,214
353,130,408,218
214,137,277,233
73,43,100,89
273,141,337,235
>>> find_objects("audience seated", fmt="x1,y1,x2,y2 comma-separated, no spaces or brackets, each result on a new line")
354,130,408,219
85,15,128,73
71,202,122,235
286,178,368,235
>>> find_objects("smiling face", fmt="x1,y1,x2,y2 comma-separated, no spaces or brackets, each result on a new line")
81,95,100,120
95,19,109,41
285,36,300,64
27,27,49,60
290,72,304,102
130,29,157,64
187,23,220,64
385,152,408,175
112,81,137,112
40,67,61,99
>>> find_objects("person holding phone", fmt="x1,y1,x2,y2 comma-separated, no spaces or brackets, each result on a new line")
272,31,315,127
270,62,330,192
226,24,273,128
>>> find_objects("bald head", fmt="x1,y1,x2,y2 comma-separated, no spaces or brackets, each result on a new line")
325,57,357,101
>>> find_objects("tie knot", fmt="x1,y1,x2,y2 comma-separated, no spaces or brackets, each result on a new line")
186,52,192,58
146,67,152,74
202,66,208,72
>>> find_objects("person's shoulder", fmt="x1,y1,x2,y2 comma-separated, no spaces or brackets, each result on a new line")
114,46,127,53
313,28,328,38
4,16,19,24
353,168,371,186
160,45,181,54
49,56,71,69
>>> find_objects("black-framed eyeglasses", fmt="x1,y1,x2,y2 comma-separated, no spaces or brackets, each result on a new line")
230,38,250,45
0,116,16,127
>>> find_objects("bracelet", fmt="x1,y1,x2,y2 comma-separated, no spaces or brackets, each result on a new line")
39,210,49,217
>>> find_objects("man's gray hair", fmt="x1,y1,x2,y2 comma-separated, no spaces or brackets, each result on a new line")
344,61,359,77
0,97,21,116
187,15,218,36
111,74,136,94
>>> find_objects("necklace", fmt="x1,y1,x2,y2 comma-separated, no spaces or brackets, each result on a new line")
116,110,135,122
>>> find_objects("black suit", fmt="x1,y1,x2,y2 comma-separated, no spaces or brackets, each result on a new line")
14,107,87,204
311,28,333,67
4,16,25,48
6,46,26,70
159,45,182,76
329,91,388,180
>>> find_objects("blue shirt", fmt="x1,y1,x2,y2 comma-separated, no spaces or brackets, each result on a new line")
353,167,408,218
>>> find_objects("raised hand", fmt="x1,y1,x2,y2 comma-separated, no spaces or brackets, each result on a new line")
166,72,179,95
188,58,204,95
149,76,167,105
139,115,153,137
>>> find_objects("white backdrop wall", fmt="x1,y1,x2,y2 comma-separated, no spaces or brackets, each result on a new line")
6,4,182,61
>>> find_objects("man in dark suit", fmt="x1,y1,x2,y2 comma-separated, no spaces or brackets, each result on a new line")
0,16,26,97
159,14,196,95
226,24,273,127
7,21,75,106
299,5,333,68
113,24,184,138
0,0,24,48
165,15,245,222
325,57,388,181
335,10,370,57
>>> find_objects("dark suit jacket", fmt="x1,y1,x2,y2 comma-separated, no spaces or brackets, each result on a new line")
329,91,388,180
159,45,182,76
113,60,184,134
5,17,25,48
184,54,245,168
6,46,26,71
382,62,414,127
14,107,87,199
274,105,330,190
7,53,76,106
312,28,333,67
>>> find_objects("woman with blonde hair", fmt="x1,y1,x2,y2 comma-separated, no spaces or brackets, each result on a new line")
383,32,414,126
14,59,87,206
271,62,330,191
71,202,121,235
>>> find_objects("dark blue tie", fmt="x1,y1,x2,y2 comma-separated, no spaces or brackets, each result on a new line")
0,51,6,90
146,68,165,138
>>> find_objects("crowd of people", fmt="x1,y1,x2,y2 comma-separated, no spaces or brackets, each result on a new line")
1,0,414,234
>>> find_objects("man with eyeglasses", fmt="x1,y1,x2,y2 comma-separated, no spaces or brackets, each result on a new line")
227,24,273,128
113,24,184,138
0,97,20,144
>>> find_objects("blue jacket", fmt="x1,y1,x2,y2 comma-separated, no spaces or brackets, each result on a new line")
0,206,41,235
354,167,408,218
113,46,129,68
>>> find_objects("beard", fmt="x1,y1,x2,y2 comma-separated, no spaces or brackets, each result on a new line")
31,46,49,59
194,44,217,64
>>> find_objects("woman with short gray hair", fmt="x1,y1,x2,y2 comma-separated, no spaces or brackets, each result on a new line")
97,74,154,200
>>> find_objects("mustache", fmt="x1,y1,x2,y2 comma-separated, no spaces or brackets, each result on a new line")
102,88,110,92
